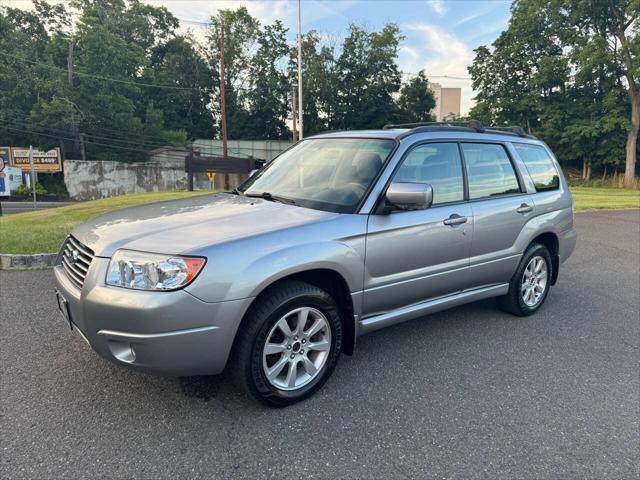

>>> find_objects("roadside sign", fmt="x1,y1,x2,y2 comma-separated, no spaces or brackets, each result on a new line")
0,147,10,176
206,171,216,182
0,152,6,197
11,147,61,172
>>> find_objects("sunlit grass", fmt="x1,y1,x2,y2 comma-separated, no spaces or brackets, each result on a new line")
0,191,213,255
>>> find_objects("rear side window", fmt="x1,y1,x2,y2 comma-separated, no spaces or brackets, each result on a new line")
513,143,560,192
393,143,464,204
461,143,520,199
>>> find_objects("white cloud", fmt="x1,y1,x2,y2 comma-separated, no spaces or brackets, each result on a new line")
400,23,476,113
426,0,446,16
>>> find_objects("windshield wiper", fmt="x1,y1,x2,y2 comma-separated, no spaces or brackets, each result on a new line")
245,191,296,205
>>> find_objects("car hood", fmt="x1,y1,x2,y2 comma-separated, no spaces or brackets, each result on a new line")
72,193,338,257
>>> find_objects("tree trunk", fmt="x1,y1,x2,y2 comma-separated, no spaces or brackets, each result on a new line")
614,22,638,187
582,159,592,181
625,85,639,187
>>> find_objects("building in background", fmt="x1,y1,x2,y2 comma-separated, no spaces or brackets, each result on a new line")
431,83,461,121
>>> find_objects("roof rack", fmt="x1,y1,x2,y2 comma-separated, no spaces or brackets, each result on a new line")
383,120,534,139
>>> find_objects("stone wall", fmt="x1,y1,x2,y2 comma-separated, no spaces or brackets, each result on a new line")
64,155,187,200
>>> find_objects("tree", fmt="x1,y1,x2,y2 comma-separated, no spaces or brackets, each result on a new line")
245,20,290,139
468,0,638,182
563,0,639,185
395,70,436,123
333,24,404,129
207,7,259,139
289,30,338,136
145,35,215,139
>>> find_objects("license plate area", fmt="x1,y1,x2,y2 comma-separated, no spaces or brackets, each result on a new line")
55,290,73,330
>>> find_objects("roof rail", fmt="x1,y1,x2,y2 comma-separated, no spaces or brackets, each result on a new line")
383,121,484,132
384,120,535,139
485,126,530,137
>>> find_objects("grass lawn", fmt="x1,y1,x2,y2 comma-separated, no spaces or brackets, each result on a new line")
0,187,638,255
0,191,213,255
571,187,640,211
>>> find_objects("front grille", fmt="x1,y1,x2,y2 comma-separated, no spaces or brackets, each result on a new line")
60,235,95,289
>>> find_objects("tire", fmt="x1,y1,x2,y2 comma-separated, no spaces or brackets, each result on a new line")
497,243,553,317
232,281,343,407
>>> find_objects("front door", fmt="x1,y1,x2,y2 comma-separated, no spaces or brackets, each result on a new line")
363,142,473,317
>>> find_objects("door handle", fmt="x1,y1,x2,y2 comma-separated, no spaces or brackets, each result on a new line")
443,214,468,226
516,203,533,214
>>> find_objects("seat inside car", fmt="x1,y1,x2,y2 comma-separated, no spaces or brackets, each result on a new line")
353,151,383,187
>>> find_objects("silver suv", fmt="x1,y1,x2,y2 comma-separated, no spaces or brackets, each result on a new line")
53,122,576,406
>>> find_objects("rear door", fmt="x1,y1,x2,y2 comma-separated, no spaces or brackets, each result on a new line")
363,142,473,317
461,142,534,286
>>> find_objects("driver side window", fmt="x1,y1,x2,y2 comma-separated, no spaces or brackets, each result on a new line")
393,143,464,205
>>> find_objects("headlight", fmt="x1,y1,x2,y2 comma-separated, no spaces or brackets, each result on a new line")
106,250,206,291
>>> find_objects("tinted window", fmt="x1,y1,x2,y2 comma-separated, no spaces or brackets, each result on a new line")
393,143,464,204
513,143,560,192
462,143,520,199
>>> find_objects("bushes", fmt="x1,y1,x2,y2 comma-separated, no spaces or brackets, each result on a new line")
14,182,48,196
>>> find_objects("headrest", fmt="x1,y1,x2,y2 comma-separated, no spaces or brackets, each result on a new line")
354,151,382,181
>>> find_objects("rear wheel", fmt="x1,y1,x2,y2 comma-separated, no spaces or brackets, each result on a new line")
497,243,552,316
232,281,342,407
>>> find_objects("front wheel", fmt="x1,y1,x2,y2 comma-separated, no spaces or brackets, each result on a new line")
232,281,342,407
497,243,552,316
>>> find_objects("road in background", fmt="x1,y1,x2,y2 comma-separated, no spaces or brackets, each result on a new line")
0,200,75,215
1,210,638,479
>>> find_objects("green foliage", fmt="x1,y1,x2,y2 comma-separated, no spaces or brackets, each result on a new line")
1,0,207,161
14,182,47,196
333,24,404,129
2,2,440,153
468,0,638,177
395,71,436,124
38,172,68,196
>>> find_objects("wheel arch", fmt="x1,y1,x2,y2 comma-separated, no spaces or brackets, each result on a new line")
530,231,560,285
233,268,357,359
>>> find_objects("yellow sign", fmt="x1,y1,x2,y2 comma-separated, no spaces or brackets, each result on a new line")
206,171,216,182
11,147,62,172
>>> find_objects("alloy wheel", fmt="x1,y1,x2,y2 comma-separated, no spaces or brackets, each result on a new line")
262,307,332,391
521,255,548,307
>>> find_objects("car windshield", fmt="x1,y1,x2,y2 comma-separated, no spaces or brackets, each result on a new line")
239,138,395,213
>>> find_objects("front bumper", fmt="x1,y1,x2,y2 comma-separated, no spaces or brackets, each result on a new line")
53,258,253,376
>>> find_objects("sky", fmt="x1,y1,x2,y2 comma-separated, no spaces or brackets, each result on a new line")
5,0,514,114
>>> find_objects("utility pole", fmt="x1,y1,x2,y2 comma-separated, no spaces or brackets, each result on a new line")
292,85,298,143
79,133,86,161
219,19,229,190
68,38,81,159
29,145,36,210
67,39,74,86
297,0,303,139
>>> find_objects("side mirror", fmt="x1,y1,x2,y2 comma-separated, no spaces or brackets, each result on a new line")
249,169,259,177
385,182,433,211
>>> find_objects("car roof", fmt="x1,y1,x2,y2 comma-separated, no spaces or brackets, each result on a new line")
310,128,542,144
310,129,407,139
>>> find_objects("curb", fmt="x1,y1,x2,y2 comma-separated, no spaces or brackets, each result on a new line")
0,253,57,270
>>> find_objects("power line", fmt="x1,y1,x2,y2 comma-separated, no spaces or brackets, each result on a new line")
0,124,189,156
0,52,206,91
0,112,188,149
0,121,267,159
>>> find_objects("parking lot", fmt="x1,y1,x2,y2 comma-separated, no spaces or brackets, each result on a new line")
1,209,638,479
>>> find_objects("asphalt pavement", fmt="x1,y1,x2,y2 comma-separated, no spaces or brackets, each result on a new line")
1,210,639,479
0,200,75,215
